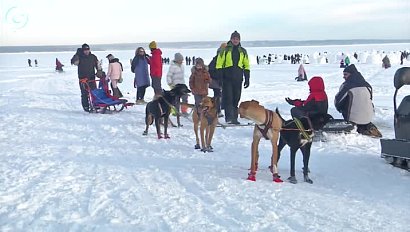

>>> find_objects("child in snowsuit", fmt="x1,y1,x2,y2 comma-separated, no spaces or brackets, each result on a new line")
189,58,211,115
286,76,328,119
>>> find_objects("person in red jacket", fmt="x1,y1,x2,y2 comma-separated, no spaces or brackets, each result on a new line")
285,76,328,119
148,41,163,96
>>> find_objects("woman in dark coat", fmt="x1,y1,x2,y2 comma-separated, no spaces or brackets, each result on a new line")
131,47,151,104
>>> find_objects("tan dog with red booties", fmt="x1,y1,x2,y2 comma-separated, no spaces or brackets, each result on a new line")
239,100,283,182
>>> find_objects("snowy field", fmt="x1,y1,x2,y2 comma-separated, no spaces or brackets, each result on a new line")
0,43,409,231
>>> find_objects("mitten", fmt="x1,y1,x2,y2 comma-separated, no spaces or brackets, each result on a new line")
285,97,295,105
244,77,250,88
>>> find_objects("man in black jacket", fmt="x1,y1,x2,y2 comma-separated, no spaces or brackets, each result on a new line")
71,44,101,112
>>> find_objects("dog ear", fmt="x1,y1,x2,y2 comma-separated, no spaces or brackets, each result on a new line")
239,101,249,110
251,100,259,105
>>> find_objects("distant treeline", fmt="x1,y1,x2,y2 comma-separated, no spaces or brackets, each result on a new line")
1,39,409,53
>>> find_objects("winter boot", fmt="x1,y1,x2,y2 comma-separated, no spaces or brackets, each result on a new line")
229,108,240,124
112,87,123,98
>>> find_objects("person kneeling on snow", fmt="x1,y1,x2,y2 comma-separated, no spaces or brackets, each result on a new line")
286,76,328,119
334,64,382,137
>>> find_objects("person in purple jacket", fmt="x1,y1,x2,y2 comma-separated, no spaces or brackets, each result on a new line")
131,47,151,104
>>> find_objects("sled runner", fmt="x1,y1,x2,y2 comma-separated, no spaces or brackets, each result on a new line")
216,122,255,128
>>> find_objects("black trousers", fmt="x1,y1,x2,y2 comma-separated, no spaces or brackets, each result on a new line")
211,88,222,113
137,85,148,100
291,107,308,119
222,78,242,122
79,79,96,111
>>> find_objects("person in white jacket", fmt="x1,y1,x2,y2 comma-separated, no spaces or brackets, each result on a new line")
167,53,188,118
106,54,123,98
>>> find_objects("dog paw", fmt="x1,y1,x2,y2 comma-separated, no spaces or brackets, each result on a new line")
200,148,207,153
287,176,297,184
207,146,214,152
157,134,163,139
194,144,201,149
142,131,148,136
177,124,183,128
164,134,170,139
304,175,313,184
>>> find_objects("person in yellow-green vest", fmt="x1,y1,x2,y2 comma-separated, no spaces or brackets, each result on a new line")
216,30,250,124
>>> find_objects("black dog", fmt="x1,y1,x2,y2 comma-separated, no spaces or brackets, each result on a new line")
143,84,191,139
276,110,331,184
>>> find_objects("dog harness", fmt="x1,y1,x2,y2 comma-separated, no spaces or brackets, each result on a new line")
256,110,275,140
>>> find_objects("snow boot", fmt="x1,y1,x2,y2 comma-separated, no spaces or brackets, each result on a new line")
112,87,123,98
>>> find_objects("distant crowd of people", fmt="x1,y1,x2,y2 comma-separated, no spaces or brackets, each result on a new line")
256,53,324,65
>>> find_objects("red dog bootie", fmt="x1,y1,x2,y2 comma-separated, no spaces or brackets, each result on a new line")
247,172,256,181
273,174,283,183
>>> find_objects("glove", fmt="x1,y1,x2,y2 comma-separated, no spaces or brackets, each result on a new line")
244,77,250,89
285,97,295,105
285,97,302,106
96,70,103,78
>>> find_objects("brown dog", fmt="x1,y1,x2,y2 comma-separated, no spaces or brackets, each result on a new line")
239,100,283,182
193,97,218,152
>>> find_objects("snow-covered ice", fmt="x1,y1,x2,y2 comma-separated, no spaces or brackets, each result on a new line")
0,43,409,231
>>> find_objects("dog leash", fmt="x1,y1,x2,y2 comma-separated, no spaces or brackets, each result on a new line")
160,96,194,122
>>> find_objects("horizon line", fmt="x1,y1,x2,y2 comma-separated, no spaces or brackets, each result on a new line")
2,39,410,48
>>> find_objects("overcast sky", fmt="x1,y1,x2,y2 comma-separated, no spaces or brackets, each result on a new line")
0,0,409,46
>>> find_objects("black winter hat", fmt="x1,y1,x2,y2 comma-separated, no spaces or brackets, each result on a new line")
82,43,90,50
343,64,358,74
230,30,240,40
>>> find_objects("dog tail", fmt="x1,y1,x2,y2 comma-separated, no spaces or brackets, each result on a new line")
275,108,286,125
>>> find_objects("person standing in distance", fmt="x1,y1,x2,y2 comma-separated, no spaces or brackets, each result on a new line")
216,31,250,124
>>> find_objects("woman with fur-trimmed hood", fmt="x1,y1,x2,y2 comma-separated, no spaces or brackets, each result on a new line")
131,47,150,104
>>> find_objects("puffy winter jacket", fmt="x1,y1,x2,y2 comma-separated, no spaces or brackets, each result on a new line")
72,51,99,79
107,60,122,81
343,87,374,124
334,65,374,124
167,62,185,87
131,55,150,88
294,76,328,115
189,68,211,96
150,48,163,78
